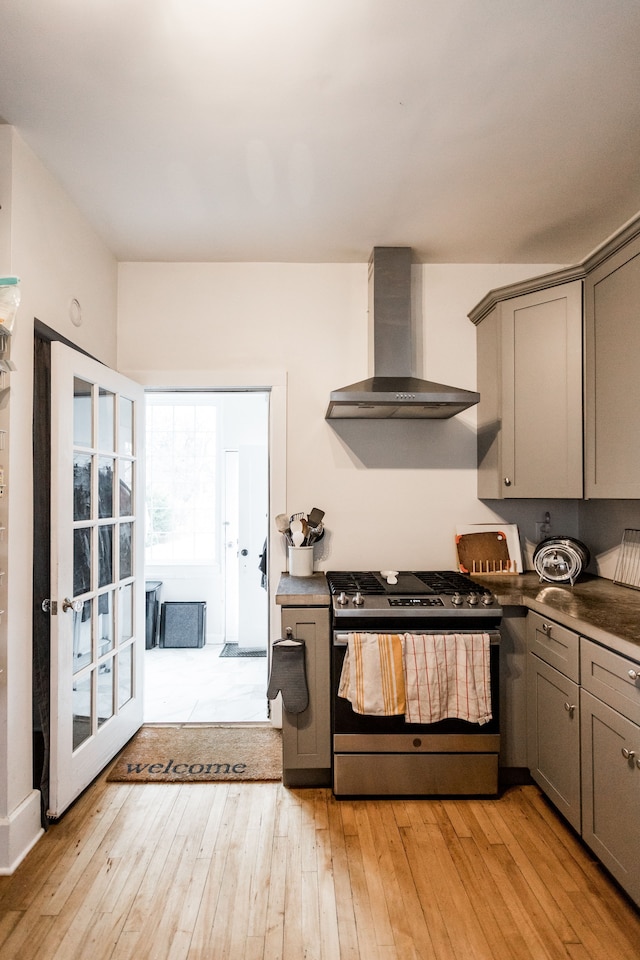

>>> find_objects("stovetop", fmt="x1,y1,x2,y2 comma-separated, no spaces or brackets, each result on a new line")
326,570,500,619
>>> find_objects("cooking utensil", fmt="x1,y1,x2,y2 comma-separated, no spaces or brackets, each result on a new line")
290,518,305,547
308,507,325,527
275,514,290,533
307,522,323,544
533,537,590,585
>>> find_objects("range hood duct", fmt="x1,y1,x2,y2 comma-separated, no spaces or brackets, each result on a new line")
325,247,480,420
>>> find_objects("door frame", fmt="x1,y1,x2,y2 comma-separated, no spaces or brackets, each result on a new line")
130,368,287,726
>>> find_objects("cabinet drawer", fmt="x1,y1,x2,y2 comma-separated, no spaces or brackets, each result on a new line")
527,611,579,681
581,638,640,725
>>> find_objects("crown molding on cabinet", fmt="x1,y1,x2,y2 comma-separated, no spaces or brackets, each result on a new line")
468,210,640,326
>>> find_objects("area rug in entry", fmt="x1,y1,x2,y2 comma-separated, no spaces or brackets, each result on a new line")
107,723,282,783
220,643,266,658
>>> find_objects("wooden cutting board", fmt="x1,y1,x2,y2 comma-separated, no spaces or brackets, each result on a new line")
456,531,511,574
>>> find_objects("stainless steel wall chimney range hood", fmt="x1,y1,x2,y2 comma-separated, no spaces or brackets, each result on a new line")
325,247,480,420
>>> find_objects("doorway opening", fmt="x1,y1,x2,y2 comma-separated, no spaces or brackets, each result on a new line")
143,390,269,723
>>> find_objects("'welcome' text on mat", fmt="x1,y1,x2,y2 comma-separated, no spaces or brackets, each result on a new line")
107,723,282,783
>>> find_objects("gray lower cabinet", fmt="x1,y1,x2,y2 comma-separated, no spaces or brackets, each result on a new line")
279,606,331,787
526,611,581,831
580,639,640,905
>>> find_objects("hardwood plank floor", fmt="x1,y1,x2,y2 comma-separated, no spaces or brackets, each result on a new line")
0,778,638,960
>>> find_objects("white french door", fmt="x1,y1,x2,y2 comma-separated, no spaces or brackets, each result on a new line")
48,343,145,818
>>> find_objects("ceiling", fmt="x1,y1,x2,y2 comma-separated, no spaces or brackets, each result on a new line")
1,1,640,264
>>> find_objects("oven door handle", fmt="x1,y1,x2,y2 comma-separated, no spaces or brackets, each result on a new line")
334,630,501,647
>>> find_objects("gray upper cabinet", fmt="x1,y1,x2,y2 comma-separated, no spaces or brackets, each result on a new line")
471,212,640,501
474,281,583,499
585,232,640,498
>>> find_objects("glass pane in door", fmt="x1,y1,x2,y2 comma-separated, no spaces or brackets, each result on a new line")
98,457,114,518
73,454,92,520
73,600,92,673
73,378,93,447
98,525,113,588
99,388,115,452
97,662,114,727
73,672,92,750
118,644,133,708
73,528,91,596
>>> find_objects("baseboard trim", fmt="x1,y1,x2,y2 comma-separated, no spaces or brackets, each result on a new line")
0,789,44,875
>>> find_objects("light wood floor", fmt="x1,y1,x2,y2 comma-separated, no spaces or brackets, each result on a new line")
0,777,638,960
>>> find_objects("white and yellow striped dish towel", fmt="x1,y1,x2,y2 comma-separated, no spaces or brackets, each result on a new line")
338,632,406,716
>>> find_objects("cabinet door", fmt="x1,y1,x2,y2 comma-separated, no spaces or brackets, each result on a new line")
280,607,331,778
581,689,640,906
500,281,583,498
476,305,503,499
585,233,640,497
527,653,581,831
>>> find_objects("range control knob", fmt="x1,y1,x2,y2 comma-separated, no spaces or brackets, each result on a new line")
353,591,364,606
467,593,479,606
481,593,494,606
452,592,464,606
336,591,348,605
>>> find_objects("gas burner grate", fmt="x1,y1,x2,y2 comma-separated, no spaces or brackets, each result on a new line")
412,571,491,595
325,572,386,595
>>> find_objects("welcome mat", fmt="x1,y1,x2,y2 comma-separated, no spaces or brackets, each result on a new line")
220,643,267,658
107,723,282,783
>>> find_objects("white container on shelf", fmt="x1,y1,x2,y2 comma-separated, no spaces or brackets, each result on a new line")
0,277,20,334
288,545,314,577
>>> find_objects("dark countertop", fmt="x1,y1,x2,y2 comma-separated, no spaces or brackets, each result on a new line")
277,570,640,663
276,572,331,607
472,572,640,660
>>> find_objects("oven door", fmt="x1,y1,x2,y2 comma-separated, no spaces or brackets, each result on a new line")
332,628,501,797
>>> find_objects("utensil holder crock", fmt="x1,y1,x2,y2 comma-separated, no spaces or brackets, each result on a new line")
288,545,314,577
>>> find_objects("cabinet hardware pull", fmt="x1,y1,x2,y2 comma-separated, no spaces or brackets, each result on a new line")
542,622,552,635
503,477,512,487
563,702,576,716
629,669,639,682
621,747,636,761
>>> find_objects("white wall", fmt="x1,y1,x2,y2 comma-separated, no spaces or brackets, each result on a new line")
117,260,573,594
0,127,118,872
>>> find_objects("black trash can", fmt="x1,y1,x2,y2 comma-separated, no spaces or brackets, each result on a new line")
145,581,162,649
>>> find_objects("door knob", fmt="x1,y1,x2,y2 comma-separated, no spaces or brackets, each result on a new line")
62,597,83,613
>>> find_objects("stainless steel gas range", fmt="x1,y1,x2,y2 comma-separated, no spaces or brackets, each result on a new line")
326,570,503,798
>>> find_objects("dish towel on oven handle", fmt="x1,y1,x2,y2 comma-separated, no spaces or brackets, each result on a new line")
338,632,406,716
402,633,492,725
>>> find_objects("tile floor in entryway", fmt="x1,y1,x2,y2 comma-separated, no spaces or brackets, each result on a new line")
143,643,269,723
